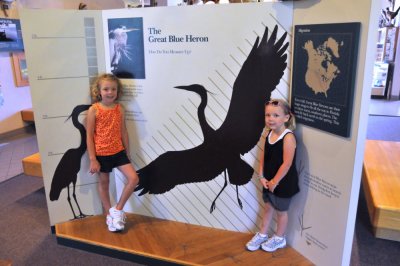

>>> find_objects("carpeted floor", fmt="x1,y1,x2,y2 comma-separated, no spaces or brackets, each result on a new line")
369,99,400,117
0,127,38,183
349,114,400,265
0,174,142,266
366,115,400,142
350,182,400,266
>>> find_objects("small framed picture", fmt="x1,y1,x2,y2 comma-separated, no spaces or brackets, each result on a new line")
11,51,29,87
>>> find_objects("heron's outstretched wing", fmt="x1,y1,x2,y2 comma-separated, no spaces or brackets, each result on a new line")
217,25,289,154
135,143,229,195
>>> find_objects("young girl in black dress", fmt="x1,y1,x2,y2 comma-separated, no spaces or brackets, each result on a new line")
246,99,299,252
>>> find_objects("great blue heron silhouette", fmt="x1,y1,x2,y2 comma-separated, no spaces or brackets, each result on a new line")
135,25,288,212
49,104,91,219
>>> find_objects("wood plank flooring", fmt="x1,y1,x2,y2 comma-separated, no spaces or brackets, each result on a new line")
56,213,312,266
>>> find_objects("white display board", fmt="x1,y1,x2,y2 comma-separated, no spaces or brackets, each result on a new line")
20,1,378,265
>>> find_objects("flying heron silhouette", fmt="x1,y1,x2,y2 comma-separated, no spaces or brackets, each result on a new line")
135,25,288,212
49,104,91,219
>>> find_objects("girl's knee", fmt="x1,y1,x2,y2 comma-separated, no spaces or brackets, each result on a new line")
276,210,288,217
98,177,108,185
264,202,274,211
98,180,109,190
127,175,139,187
117,165,139,187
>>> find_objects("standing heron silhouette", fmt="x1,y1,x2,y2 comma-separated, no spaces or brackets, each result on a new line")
135,25,289,212
49,104,91,219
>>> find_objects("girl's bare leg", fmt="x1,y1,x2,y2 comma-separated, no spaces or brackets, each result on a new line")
98,172,111,214
115,164,139,210
260,202,274,235
275,210,288,237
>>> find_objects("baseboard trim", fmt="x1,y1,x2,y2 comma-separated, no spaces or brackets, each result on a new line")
57,237,182,266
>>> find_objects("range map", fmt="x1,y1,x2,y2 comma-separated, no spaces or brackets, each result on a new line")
303,37,342,97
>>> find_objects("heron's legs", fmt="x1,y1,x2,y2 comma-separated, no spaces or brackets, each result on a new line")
66,185,78,219
210,170,228,213
72,182,88,219
236,185,243,209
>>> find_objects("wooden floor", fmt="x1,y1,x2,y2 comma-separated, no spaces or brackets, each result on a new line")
362,140,400,241
56,213,312,266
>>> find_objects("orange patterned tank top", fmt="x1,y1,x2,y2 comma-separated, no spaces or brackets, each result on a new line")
93,102,125,156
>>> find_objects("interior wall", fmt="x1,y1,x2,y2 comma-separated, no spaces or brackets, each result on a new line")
16,0,124,10
0,52,32,134
0,0,124,135
0,8,30,135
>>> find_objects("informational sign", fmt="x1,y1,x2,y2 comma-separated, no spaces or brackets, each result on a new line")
291,23,360,137
0,19,24,51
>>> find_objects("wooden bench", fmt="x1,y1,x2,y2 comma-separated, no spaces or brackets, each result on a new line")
21,108,34,123
362,140,400,241
22,153,42,178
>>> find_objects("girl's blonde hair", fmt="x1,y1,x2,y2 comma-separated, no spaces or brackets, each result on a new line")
90,73,123,103
265,98,296,130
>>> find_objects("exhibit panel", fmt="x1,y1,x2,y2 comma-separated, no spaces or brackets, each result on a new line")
100,4,293,233
290,1,380,266
20,10,108,222
20,0,380,265
21,3,293,232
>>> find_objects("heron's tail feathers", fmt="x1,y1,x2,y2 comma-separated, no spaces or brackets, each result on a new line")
227,156,254,186
49,185,61,201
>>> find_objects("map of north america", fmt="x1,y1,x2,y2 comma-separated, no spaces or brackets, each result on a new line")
303,37,342,97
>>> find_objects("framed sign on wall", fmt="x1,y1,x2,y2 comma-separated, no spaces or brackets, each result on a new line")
0,19,24,52
291,22,361,138
11,51,29,87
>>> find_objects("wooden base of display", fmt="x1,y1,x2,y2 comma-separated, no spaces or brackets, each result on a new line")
55,213,312,266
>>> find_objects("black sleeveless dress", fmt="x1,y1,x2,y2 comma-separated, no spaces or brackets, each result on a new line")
263,130,299,198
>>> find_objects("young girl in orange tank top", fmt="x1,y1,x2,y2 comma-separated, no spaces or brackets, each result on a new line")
86,73,139,232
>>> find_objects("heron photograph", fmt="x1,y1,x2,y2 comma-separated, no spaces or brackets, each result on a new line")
108,17,146,79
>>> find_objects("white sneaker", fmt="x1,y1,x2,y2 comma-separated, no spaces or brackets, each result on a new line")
109,206,126,231
246,232,268,251
261,235,286,252
106,215,118,232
